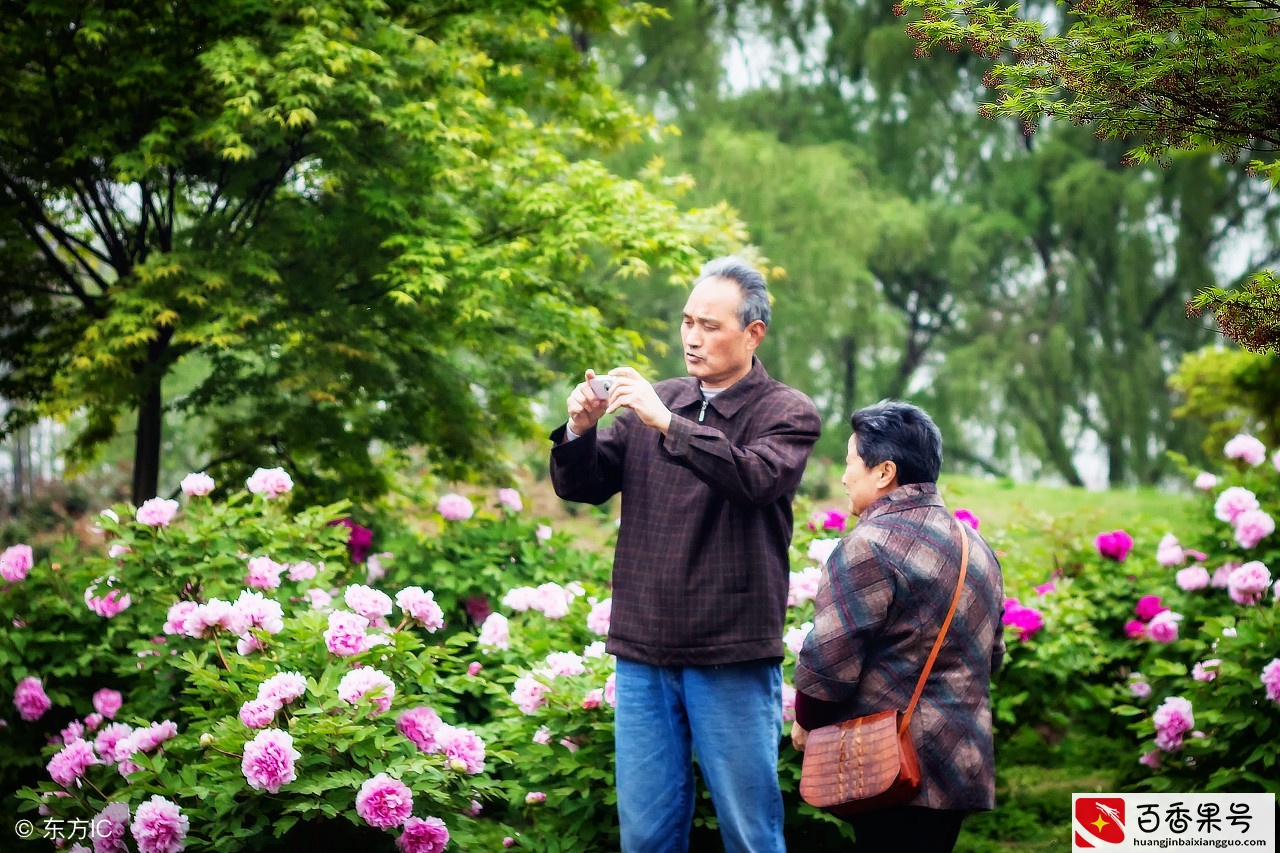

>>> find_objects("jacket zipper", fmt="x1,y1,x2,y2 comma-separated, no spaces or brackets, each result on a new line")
698,400,708,423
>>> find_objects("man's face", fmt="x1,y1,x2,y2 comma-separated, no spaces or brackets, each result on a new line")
841,435,895,517
680,276,764,389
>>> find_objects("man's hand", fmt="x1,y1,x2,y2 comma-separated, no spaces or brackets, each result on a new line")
603,367,672,434
567,369,610,434
790,722,809,752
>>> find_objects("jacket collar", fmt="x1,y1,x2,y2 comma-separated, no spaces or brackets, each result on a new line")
667,357,771,418
861,482,944,521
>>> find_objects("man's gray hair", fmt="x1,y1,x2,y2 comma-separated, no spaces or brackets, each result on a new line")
696,256,772,329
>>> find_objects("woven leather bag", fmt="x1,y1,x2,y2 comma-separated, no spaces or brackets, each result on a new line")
798,708,921,816
799,518,970,816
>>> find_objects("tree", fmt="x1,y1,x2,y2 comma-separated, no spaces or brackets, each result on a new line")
898,0,1280,352
0,0,742,505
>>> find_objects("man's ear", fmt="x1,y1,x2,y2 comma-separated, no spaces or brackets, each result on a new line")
745,320,766,351
878,460,899,490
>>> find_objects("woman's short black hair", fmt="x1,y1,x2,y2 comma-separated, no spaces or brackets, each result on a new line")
850,400,943,485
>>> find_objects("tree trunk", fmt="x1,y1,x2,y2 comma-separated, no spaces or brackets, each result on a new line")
841,334,857,417
131,380,163,505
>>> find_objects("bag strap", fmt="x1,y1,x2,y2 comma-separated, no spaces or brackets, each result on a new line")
899,517,970,734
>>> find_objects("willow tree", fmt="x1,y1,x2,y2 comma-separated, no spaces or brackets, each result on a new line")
899,0,1280,352
0,0,742,504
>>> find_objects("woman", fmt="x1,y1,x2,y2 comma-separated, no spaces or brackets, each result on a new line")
792,401,1005,853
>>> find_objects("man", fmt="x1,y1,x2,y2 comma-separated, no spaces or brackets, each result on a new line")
792,401,1005,853
550,256,821,853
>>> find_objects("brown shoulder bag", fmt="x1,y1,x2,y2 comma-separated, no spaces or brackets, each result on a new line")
799,519,971,817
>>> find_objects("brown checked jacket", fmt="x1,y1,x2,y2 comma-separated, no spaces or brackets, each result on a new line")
550,357,821,667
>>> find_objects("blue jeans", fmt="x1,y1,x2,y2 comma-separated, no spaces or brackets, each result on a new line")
614,658,786,853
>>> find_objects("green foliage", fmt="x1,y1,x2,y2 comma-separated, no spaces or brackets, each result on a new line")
0,0,745,505
1171,346,1280,458
897,0,1280,352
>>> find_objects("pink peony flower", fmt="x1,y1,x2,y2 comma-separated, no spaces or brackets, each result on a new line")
395,587,445,632
355,773,414,829
532,725,552,745
787,568,821,607
525,791,546,804
246,467,293,498
94,723,134,763
14,676,51,722
1192,660,1220,682
244,556,285,590
241,728,300,793
135,497,180,527
477,613,510,650
84,713,103,732
131,721,177,753
1211,563,1238,588
337,667,395,715
329,517,374,563
1152,696,1194,752
435,725,486,774
807,538,840,565
1146,610,1183,643
94,801,131,853
180,472,215,497
93,688,123,719
782,683,797,723
437,493,473,521
85,579,132,618
58,720,82,745
498,488,523,512
1155,533,1185,567
1134,595,1168,622
1,543,34,582
397,816,450,853
163,601,199,636
130,795,189,853
512,676,550,715
1227,561,1273,605
1124,619,1147,639
1175,566,1210,591
258,672,307,707
1275,449,1280,472
953,508,980,530
586,598,613,635
1262,659,1280,704
1095,530,1134,562
398,706,443,753
604,672,617,707
1139,750,1161,768
1215,487,1260,525
784,622,813,655
232,590,285,635
343,584,392,623
536,524,553,543
1001,600,1044,641
1233,509,1275,550
1034,581,1056,596
47,738,99,786
1224,433,1267,465
239,698,278,729
287,561,318,582
582,689,603,709
543,651,586,678
809,508,849,531
324,610,372,657
1129,678,1151,699
1193,472,1218,491
305,588,333,610
467,661,482,676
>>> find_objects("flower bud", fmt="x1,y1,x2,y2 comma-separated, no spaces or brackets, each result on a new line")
449,758,468,773
199,733,214,747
